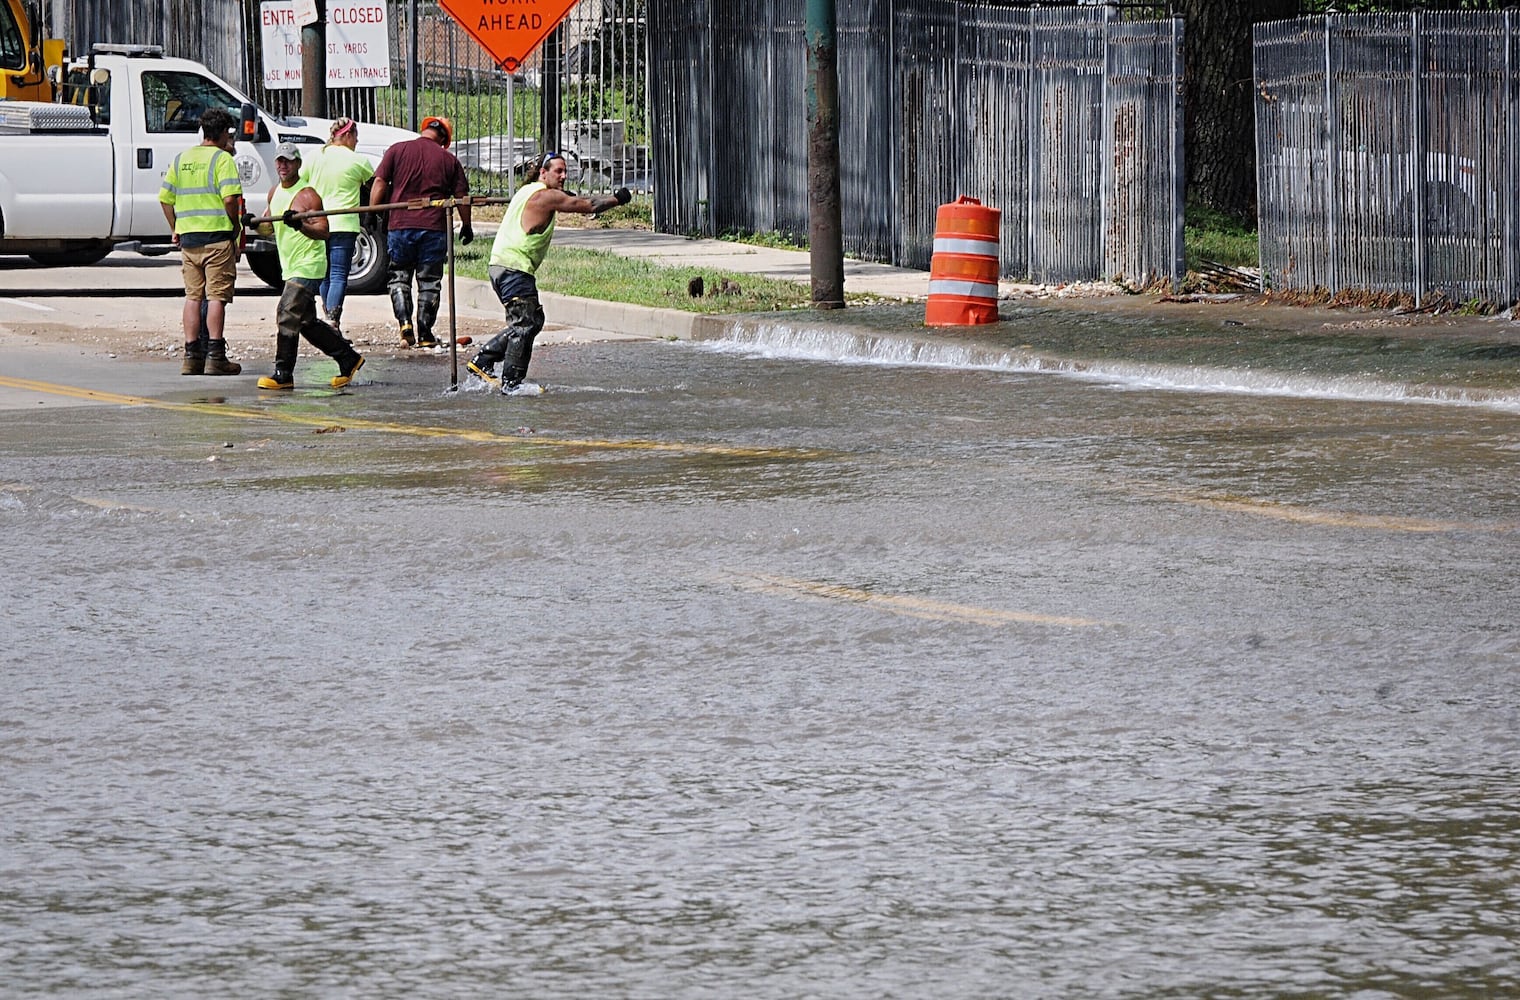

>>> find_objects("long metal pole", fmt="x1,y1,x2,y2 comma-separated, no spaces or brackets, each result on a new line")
805,0,845,309
446,213,458,391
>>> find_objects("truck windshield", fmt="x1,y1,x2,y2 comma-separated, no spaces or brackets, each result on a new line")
141,70,242,134
0,1,25,71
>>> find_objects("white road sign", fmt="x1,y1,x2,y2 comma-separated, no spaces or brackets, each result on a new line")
260,1,392,90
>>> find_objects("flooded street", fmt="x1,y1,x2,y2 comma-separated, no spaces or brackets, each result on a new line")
2,329,1518,997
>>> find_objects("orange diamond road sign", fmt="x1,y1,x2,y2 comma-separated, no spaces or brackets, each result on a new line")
437,0,580,73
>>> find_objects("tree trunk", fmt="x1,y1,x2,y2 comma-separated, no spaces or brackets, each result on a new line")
1177,0,1299,221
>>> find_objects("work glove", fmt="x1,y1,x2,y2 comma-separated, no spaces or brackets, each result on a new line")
281,209,300,229
613,187,632,206
458,223,474,246
240,211,257,229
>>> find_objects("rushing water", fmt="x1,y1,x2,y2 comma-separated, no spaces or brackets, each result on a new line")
2,329,1517,998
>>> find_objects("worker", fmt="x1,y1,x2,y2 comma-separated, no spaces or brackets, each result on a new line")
369,115,471,349
468,153,629,393
249,143,365,391
300,116,375,332
159,107,243,376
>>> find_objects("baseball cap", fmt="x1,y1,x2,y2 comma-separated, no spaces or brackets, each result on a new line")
274,141,302,161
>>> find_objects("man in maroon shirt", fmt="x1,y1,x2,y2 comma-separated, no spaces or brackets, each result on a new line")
369,116,472,348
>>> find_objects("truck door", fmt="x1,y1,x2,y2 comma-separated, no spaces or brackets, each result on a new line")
127,64,258,238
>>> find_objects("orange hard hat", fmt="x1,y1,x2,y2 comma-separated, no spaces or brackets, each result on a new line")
419,115,453,146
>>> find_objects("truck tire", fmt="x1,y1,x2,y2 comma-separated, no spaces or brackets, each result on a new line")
245,249,284,289
29,243,113,267
345,218,390,295
246,224,390,294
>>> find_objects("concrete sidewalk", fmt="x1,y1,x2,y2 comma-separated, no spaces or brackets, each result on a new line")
459,224,933,343
550,227,932,299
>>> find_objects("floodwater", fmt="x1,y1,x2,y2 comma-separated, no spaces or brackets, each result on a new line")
2,322,1518,998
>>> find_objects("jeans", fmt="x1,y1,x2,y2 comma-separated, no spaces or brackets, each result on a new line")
385,229,448,339
321,231,358,315
386,228,447,268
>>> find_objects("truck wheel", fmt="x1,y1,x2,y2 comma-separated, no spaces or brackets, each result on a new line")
245,250,284,289
29,243,112,267
345,221,390,295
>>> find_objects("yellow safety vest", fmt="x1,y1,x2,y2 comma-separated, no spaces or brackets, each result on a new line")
489,181,555,275
159,145,241,235
270,182,326,282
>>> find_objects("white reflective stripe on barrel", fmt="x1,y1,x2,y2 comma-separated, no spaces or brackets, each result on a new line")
933,237,1000,257
928,279,999,298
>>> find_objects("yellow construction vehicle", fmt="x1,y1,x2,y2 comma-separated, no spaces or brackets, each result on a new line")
0,0,64,101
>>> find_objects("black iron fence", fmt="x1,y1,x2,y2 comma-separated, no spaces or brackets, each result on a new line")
53,0,648,199
648,0,1185,286
1255,12,1519,307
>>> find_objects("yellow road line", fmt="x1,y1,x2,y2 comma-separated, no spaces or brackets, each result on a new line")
731,571,1109,627
1135,483,1503,533
1186,494,1482,532
0,375,817,460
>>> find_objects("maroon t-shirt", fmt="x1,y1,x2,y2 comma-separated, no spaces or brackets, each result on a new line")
374,136,469,232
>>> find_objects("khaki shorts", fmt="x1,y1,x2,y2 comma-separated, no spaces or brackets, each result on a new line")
182,239,238,302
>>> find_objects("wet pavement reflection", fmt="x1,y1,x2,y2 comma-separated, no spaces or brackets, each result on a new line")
2,333,1517,997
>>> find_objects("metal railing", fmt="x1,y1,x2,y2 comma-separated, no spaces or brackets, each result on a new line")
368,0,649,197
234,0,649,198
648,0,1185,287
1255,12,1518,307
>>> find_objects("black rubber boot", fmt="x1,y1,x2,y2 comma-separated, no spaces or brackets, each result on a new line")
258,333,299,390
472,332,508,369
388,265,415,345
414,261,445,346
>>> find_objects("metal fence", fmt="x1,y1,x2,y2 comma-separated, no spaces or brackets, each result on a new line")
1255,12,1519,307
52,0,648,199
363,0,648,197
648,0,1185,286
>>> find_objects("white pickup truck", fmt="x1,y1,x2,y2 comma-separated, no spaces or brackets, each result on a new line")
0,43,414,291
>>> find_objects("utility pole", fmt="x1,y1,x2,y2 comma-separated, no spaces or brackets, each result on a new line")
301,0,327,117
805,0,844,309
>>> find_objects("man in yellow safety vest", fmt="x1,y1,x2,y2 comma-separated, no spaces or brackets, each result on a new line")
158,107,243,376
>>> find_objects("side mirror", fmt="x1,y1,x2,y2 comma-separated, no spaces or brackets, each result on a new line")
240,102,259,143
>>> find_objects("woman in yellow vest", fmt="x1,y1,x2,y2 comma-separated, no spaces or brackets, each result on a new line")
251,143,365,391
300,117,375,331
467,153,629,393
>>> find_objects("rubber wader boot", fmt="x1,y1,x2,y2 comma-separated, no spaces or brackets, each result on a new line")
257,333,299,390
205,339,241,376
181,340,206,376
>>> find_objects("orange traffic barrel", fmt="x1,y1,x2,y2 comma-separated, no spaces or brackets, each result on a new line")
925,196,1001,326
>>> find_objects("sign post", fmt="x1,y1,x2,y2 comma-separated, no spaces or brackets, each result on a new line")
435,0,579,73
